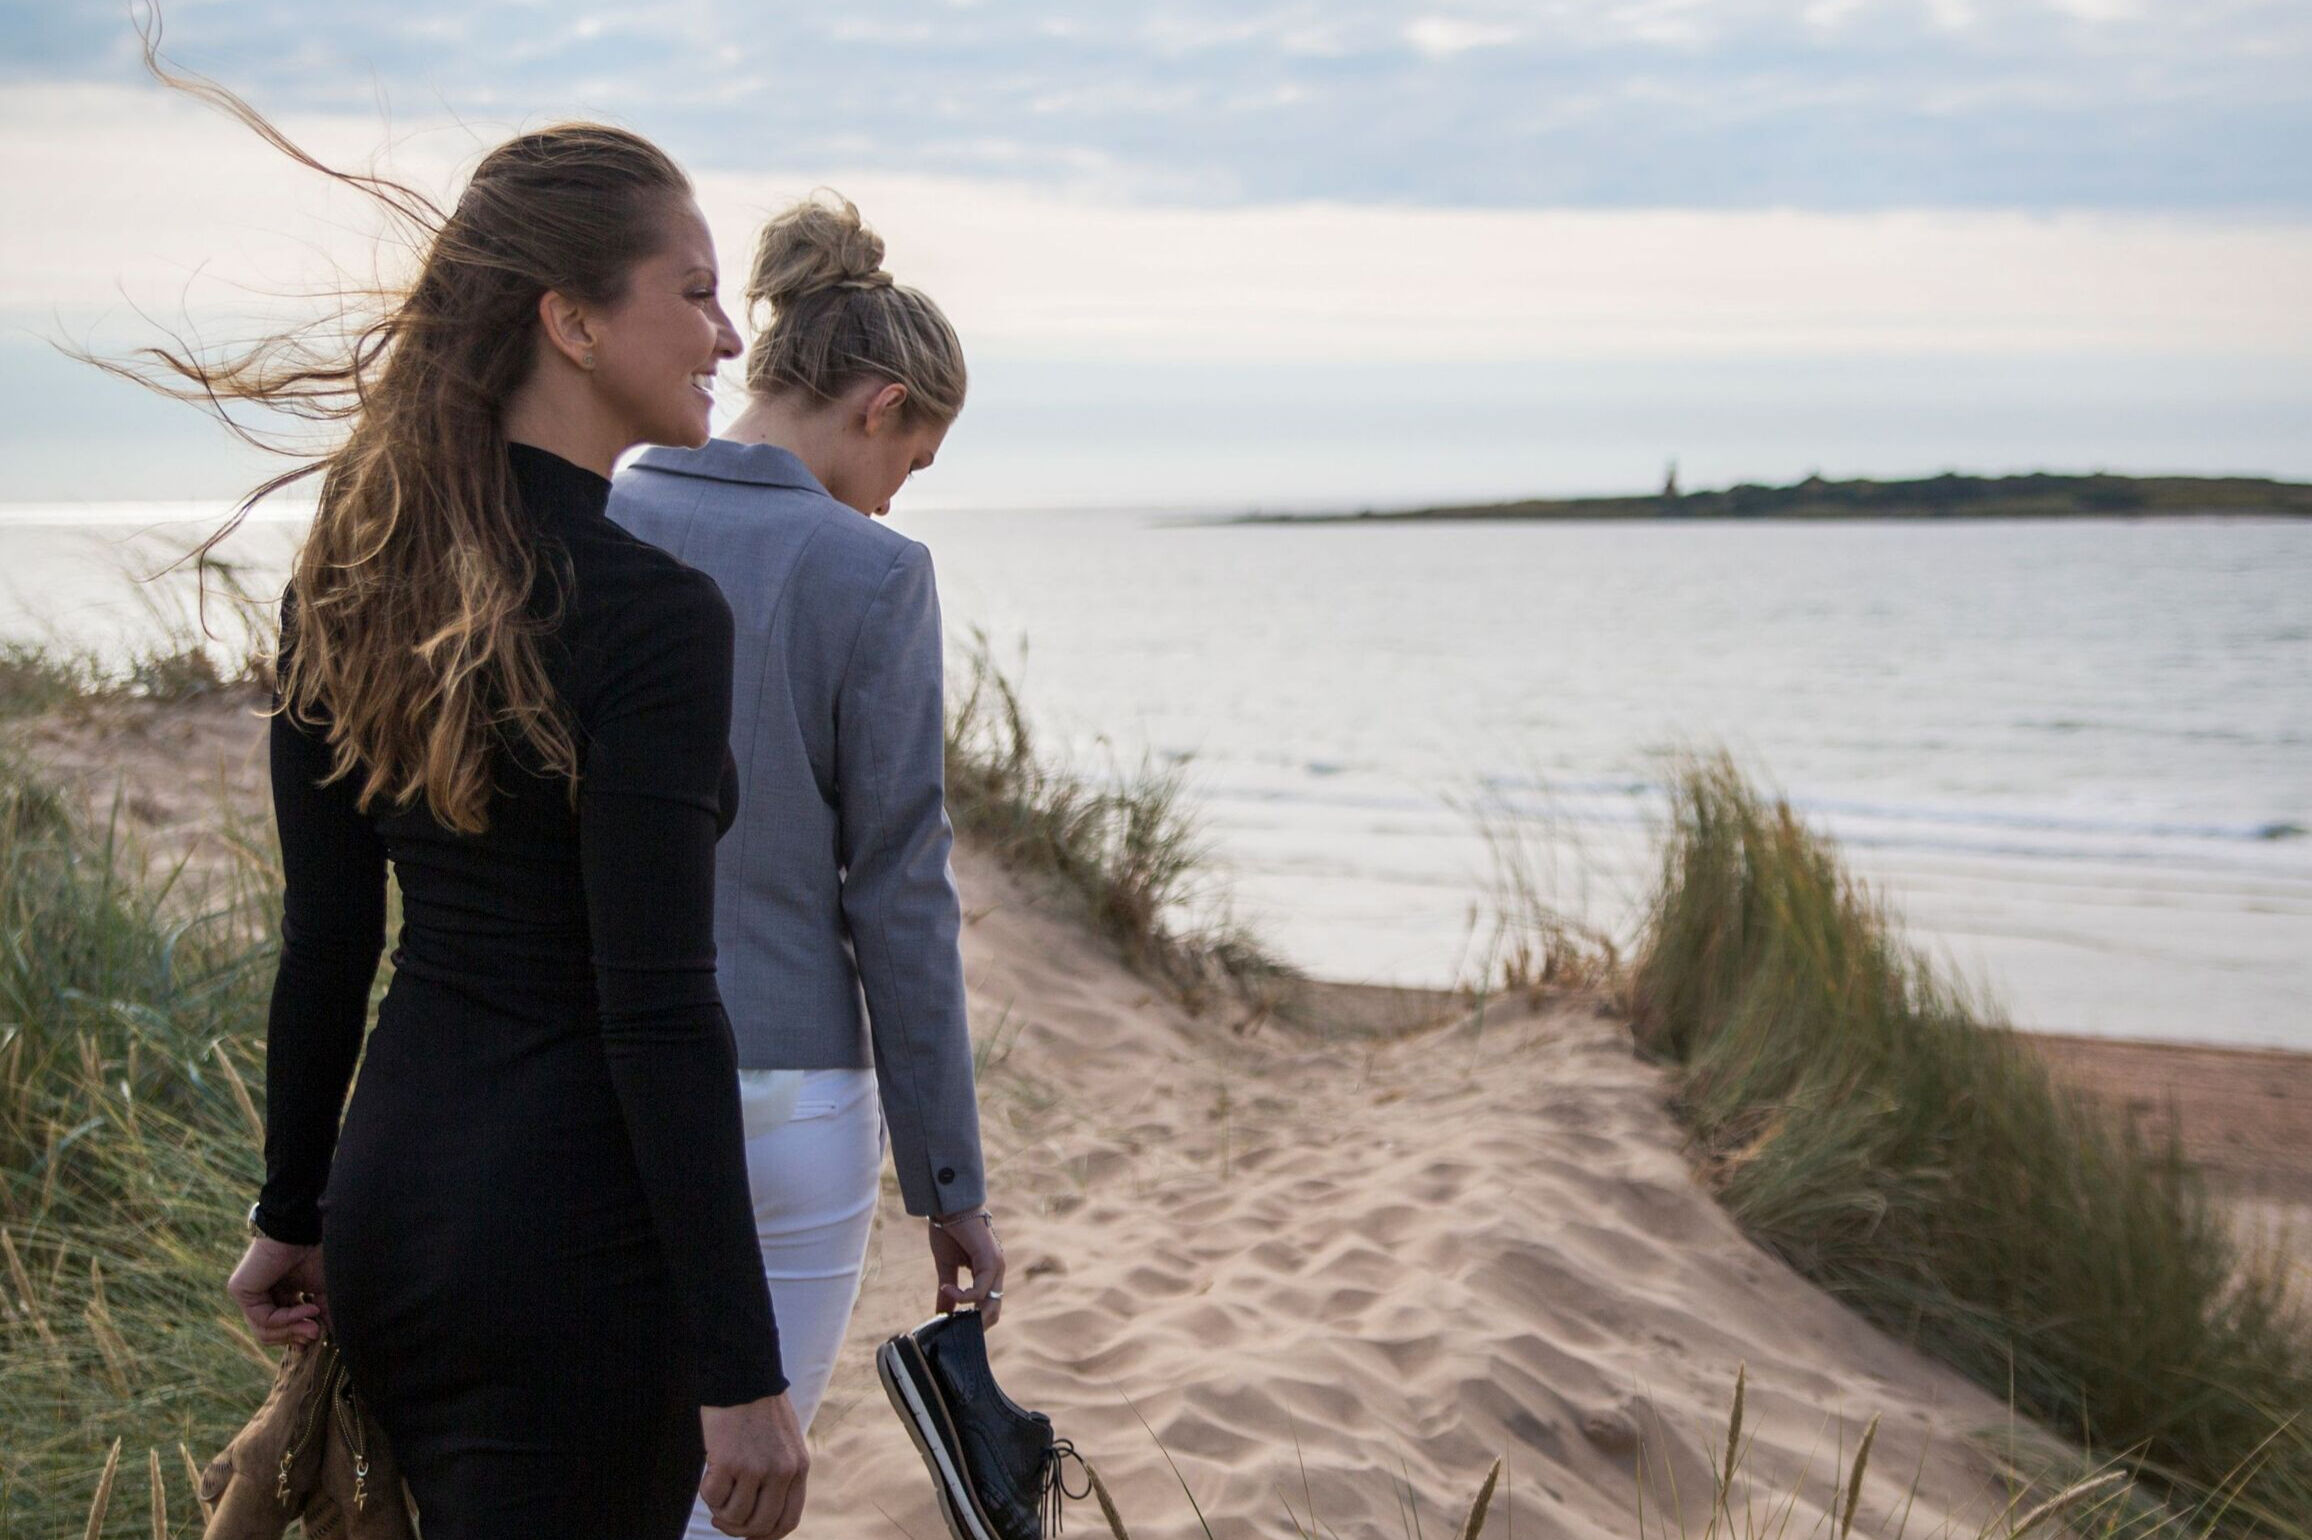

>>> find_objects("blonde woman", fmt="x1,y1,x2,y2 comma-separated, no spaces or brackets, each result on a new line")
610,196,999,1531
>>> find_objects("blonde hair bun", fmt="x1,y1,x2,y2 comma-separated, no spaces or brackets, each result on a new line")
746,192,892,314
741,189,967,424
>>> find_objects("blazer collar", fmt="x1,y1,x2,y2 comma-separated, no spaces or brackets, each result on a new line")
630,439,830,496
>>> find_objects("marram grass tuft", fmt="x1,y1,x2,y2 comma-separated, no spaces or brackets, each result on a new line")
943,632,1293,1016
0,751,276,1536
1631,754,2311,1536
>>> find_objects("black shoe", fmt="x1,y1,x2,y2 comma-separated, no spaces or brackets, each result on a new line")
878,1311,1087,1540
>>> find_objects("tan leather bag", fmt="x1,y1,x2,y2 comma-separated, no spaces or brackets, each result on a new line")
199,1335,415,1540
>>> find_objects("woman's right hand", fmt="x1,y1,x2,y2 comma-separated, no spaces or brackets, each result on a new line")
699,1393,809,1538
225,1237,329,1346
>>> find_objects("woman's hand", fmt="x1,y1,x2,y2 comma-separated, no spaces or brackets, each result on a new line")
226,1238,329,1346
929,1208,1006,1328
699,1393,809,1538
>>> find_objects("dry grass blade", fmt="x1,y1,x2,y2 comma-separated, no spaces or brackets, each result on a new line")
121,1037,142,1139
83,1437,122,1540
1836,1414,1880,1540
216,1311,275,1371
2,1224,57,1346
85,1258,135,1396
2006,1471,2127,1537
1131,1399,1218,1540
1720,1364,1747,1505
210,1039,263,1147
181,1441,212,1522
148,1446,167,1540
1086,1461,1132,1540
1454,1458,1503,1540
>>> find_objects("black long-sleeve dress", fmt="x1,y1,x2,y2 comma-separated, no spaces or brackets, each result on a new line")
254,442,784,1539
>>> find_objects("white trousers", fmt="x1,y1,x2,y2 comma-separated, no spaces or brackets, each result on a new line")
686,1066,883,1540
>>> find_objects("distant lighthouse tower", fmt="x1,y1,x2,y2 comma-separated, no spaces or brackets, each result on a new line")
1662,458,1680,500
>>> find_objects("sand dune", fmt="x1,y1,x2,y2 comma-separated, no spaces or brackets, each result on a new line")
15,694,2107,1538
809,844,2030,1540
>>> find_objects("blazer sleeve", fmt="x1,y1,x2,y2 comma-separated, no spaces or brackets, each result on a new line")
256,635,389,1245
834,542,987,1216
580,570,785,1405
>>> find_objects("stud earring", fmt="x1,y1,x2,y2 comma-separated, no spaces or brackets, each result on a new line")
581,352,596,370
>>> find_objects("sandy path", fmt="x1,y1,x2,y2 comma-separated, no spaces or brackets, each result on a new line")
805,845,2027,1540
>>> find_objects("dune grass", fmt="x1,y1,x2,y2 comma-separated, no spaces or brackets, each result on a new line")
943,634,1293,1016
0,644,100,721
0,561,273,724
1459,784,1624,999
0,756,277,1536
0,639,254,725
1629,755,2311,1536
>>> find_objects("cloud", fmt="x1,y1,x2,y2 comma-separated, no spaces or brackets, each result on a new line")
5,5,2304,506
5,0,2307,210
10,85,2307,370
1403,16,1523,58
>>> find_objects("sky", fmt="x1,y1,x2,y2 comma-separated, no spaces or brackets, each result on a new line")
3,0,2308,507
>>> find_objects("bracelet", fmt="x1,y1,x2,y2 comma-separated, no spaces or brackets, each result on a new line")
929,1210,994,1231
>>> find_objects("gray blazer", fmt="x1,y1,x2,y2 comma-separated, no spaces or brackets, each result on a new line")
608,439,984,1216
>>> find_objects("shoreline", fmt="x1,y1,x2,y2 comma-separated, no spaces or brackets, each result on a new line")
1288,975,2312,1214
2026,1031,2312,1206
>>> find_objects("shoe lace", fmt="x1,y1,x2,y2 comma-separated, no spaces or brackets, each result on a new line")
1040,1439,1092,1537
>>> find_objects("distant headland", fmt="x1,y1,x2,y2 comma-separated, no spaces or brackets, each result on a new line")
1224,472,2312,525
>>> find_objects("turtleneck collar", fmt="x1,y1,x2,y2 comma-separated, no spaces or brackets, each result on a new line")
507,440,612,525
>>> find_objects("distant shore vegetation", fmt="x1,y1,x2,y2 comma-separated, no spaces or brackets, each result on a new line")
1230,472,2312,525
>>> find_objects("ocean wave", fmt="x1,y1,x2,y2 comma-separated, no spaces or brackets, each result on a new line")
1195,771,2310,870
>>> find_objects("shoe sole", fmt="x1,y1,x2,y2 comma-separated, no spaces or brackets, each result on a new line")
878,1328,1001,1540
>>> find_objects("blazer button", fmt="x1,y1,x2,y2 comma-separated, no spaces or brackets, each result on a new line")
937,1167,956,1184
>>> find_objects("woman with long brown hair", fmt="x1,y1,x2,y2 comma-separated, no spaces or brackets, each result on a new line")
108,38,807,1540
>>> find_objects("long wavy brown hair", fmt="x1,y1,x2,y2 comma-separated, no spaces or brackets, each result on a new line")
97,16,691,833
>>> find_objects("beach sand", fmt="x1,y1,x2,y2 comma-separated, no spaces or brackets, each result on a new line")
16,691,2308,1538
2026,1034,2312,1303
810,842,2035,1540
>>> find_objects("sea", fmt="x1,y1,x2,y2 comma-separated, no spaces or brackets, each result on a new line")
3,502,2306,1051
